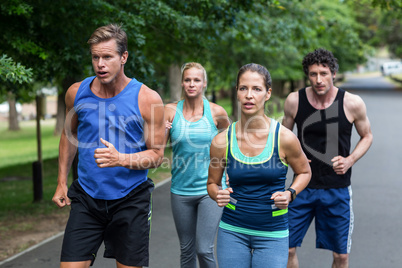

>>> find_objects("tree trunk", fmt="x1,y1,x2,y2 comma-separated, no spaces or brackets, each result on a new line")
272,79,286,98
230,86,239,121
169,64,181,102
54,91,65,136
7,93,20,131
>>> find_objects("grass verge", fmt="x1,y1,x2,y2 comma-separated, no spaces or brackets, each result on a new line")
0,119,172,261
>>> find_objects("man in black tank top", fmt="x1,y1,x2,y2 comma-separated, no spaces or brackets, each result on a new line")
283,49,373,268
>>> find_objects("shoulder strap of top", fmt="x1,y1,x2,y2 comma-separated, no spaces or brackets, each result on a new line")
298,87,307,105
336,88,352,126
171,100,184,127
273,119,288,166
177,99,184,112
272,119,280,155
203,98,217,129
74,76,96,106
336,88,345,102
225,123,234,162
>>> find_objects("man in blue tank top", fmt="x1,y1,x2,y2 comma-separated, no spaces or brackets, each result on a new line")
283,48,373,268
52,24,165,268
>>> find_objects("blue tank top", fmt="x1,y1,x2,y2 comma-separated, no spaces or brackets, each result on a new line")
170,99,223,195
74,76,148,200
220,119,289,237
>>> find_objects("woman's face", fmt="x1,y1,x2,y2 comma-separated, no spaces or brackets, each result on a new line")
182,67,206,99
237,70,271,115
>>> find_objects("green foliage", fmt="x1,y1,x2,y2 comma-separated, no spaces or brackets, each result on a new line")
377,9,402,58
0,0,400,102
0,54,32,84
0,54,33,103
371,0,402,9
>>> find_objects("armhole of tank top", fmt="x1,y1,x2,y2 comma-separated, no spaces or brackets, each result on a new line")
205,99,218,131
294,89,304,122
134,82,143,117
74,77,94,107
171,100,183,127
276,123,289,167
225,124,231,162
337,89,352,126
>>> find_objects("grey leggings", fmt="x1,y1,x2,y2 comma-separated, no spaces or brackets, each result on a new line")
171,193,223,268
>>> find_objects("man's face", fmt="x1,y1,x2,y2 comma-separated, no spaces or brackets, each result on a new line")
91,39,127,84
308,63,336,96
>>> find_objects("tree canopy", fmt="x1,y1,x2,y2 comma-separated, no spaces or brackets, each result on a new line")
0,0,400,103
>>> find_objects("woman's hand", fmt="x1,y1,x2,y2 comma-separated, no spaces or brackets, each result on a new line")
166,120,172,130
271,191,291,210
216,187,233,207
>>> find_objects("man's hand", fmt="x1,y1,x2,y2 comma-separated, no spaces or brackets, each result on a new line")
94,138,123,168
52,184,70,208
331,156,353,175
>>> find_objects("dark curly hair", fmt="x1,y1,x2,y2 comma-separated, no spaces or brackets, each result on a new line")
302,48,339,76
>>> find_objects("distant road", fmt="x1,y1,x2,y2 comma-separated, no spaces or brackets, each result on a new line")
339,72,401,91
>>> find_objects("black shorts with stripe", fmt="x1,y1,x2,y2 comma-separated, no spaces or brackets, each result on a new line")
61,178,154,266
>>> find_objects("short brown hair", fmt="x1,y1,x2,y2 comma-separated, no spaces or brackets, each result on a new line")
87,24,127,56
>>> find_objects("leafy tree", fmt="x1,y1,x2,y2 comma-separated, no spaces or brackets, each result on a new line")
377,9,402,58
206,0,369,101
0,0,152,133
0,55,32,87
0,54,33,130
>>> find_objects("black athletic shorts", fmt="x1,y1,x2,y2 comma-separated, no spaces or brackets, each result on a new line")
61,178,154,266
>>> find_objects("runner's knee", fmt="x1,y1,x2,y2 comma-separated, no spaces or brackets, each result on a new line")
333,252,348,265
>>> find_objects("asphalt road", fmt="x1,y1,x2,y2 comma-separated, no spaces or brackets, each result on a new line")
1,73,401,267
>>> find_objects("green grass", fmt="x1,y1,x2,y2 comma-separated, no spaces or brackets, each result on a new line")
0,119,172,221
216,98,232,116
0,119,63,219
0,157,71,220
0,120,60,168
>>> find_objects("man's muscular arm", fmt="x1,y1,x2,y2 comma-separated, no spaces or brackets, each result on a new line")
52,82,80,208
282,92,298,130
332,93,373,174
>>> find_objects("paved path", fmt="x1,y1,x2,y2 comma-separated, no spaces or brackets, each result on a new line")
1,73,401,267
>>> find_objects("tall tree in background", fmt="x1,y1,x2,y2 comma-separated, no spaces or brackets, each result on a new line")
0,55,33,130
0,0,151,134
